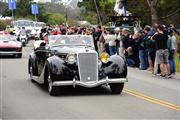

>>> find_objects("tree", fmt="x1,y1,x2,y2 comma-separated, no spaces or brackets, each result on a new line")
0,2,7,16
47,13,66,25
16,0,33,17
0,20,6,30
146,0,158,26
78,0,116,24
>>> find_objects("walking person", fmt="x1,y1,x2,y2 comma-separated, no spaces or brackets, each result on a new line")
151,25,171,78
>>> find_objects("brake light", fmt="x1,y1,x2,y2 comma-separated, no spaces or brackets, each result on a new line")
16,48,22,52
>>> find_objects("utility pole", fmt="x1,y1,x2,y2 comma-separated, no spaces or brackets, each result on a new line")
93,0,102,25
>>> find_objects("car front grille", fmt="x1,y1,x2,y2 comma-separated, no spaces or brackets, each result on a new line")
0,48,17,52
77,52,98,82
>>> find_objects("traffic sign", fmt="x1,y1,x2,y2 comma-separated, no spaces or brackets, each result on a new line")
8,0,16,10
31,4,39,15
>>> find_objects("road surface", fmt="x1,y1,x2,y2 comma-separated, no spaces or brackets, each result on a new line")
0,41,179,119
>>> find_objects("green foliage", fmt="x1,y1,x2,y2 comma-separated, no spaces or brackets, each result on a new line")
68,18,79,26
80,11,97,25
0,20,6,30
78,0,116,24
0,1,7,15
47,13,66,25
16,0,33,17
127,0,151,26
78,0,180,26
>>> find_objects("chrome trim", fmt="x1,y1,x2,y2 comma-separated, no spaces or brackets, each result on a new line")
0,52,22,54
77,51,98,82
52,77,128,88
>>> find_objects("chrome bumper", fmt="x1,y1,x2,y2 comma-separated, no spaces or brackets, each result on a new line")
52,77,128,88
0,51,22,55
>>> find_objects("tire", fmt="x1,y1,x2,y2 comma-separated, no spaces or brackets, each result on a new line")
110,83,124,94
22,42,26,47
17,54,22,58
47,70,59,96
29,61,36,83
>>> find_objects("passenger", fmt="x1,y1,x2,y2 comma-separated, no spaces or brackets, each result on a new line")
43,32,48,44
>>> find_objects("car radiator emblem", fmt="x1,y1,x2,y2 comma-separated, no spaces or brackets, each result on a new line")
87,77,91,81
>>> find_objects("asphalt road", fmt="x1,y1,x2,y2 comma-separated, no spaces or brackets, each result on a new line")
0,41,180,120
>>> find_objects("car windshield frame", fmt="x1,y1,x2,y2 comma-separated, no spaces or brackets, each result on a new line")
48,35,94,48
35,22,46,27
13,20,34,27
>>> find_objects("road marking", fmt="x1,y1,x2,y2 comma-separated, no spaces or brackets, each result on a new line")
123,88,180,112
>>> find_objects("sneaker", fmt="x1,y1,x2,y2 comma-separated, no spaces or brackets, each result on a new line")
147,67,152,71
159,74,165,78
166,74,172,79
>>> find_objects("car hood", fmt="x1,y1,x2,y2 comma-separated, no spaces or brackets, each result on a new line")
0,41,22,48
51,46,95,54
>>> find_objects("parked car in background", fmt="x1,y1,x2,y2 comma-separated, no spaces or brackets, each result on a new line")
0,31,22,58
28,35,128,96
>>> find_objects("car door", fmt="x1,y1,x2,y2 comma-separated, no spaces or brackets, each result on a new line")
35,46,48,75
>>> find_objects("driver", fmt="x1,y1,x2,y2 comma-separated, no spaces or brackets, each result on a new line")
19,27,27,36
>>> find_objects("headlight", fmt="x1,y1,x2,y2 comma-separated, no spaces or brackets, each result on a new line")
100,52,110,63
66,54,76,64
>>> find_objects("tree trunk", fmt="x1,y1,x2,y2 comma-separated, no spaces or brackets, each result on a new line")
93,0,102,25
147,0,158,26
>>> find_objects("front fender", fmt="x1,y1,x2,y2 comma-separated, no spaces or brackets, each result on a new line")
46,56,74,81
99,55,127,79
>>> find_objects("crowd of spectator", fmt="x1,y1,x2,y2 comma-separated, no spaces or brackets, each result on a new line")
40,23,180,79
96,24,179,79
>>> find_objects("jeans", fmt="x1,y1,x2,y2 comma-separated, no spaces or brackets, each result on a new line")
127,58,135,67
139,50,148,70
169,49,176,74
104,43,110,55
109,46,117,56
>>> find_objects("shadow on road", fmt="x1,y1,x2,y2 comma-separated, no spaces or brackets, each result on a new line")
30,79,122,97
0,55,19,59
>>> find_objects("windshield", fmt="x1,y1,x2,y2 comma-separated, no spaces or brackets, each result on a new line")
0,35,17,41
35,23,45,27
14,20,34,27
48,35,94,47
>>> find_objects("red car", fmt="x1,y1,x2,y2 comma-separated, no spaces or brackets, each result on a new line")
0,31,22,58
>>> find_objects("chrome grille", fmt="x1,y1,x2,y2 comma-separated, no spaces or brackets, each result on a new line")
77,52,98,82
0,48,17,52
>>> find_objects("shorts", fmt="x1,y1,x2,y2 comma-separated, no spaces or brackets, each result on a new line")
156,49,169,64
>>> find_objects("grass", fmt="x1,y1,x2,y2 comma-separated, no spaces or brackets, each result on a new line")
175,34,180,73
175,54,180,73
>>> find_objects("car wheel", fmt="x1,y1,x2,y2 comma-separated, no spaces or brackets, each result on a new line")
29,62,36,83
22,42,26,47
110,83,124,94
17,54,22,58
47,72,59,96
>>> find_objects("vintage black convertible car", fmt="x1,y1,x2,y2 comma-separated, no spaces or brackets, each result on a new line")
28,35,127,96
